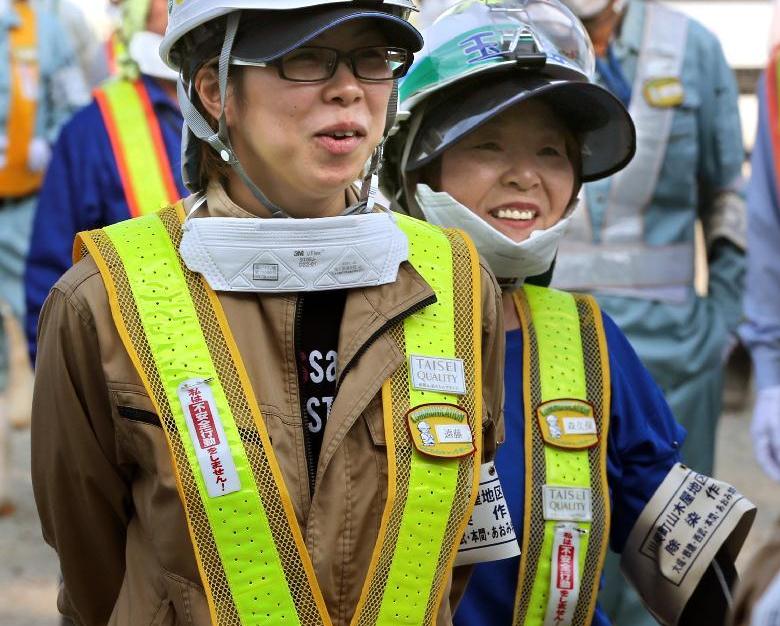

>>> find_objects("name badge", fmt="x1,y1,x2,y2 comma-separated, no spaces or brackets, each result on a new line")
562,417,597,435
543,485,593,522
406,403,474,458
537,399,598,449
643,77,684,108
409,355,466,395
177,378,241,498
455,462,520,566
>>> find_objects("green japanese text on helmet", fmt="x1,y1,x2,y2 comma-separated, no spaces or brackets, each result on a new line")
381,0,635,205
159,0,423,217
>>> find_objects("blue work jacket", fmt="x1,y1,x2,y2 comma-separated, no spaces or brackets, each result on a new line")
24,74,186,360
740,74,780,390
576,0,746,394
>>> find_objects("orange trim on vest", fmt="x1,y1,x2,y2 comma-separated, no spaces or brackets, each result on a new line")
0,2,41,197
135,81,179,203
104,31,123,77
768,46,780,202
94,79,177,217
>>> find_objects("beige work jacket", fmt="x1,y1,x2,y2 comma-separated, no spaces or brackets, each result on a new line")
31,183,505,626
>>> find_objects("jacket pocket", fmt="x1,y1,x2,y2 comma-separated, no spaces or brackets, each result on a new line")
117,404,161,428
149,598,175,626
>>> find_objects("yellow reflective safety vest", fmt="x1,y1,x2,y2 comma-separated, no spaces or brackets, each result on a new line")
0,2,42,197
511,285,611,626
75,204,483,626
94,79,178,217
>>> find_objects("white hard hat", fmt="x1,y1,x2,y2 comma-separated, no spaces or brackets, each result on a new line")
160,0,418,69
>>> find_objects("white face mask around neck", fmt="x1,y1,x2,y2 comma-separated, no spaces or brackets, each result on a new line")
415,184,573,291
178,211,410,293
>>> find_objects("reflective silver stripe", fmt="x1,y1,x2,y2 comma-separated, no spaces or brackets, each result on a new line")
554,242,694,304
601,2,689,242
557,4,693,302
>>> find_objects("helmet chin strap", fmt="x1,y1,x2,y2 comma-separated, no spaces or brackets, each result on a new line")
355,81,400,214
179,11,397,219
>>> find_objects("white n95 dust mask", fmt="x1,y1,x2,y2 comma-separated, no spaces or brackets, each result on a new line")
179,211,409,293
415,184,572,291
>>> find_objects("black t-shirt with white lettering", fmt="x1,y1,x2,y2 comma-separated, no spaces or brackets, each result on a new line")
295,290,347,477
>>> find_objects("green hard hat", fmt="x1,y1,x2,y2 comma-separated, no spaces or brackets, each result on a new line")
382,0,635,203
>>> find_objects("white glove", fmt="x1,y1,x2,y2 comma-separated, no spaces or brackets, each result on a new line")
751,568,780,625
751,385,780,482
27,137,51,173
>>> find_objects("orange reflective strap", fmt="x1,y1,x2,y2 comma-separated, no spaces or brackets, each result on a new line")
95,79,178,217
768,46,780,201
0,2,41,197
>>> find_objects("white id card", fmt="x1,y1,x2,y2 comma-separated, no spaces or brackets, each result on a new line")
455,461,520,566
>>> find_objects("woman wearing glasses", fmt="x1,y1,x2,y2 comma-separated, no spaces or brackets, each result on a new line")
30,2,504,624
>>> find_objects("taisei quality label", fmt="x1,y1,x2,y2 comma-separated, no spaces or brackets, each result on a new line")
409,355,466,395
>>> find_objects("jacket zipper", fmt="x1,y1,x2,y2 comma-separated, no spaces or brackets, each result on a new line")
335,294,437,394
293,295,318,500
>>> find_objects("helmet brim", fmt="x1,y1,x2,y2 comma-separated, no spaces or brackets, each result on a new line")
231,8,423,62
406,74,636,182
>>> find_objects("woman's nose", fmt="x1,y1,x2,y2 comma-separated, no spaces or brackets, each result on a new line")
322,60,364,106
500,159,541,191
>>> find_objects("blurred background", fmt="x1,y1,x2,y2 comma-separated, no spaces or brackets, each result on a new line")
0,1,777,624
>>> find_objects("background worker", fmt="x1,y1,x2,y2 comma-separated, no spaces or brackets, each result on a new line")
383,2,755,625
729,37,780,626
0,0,87,416
0,0,88,371
30,0,505,623
551,0,746,623
32,0,107,87
740,37,780,485
24,0,185,362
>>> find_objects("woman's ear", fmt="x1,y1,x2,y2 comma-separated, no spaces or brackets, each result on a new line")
194,64,224,121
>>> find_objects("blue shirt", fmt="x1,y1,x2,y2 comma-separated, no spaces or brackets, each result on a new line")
455,314,685,626
740,75,780,391
24,75,186,361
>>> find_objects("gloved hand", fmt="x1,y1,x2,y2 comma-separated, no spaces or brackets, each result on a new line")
751,568,780,625
27,137,51,173
751,385,780,481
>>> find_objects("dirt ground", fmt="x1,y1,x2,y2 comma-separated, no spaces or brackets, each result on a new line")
0,376,777,625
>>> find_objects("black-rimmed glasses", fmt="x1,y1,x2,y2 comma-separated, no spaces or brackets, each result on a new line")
231,46,411,82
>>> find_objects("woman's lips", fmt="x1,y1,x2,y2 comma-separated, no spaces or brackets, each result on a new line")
314,133,365,155
488,206,540,238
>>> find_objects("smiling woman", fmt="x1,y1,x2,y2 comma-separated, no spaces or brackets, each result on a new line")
382,2,756,626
